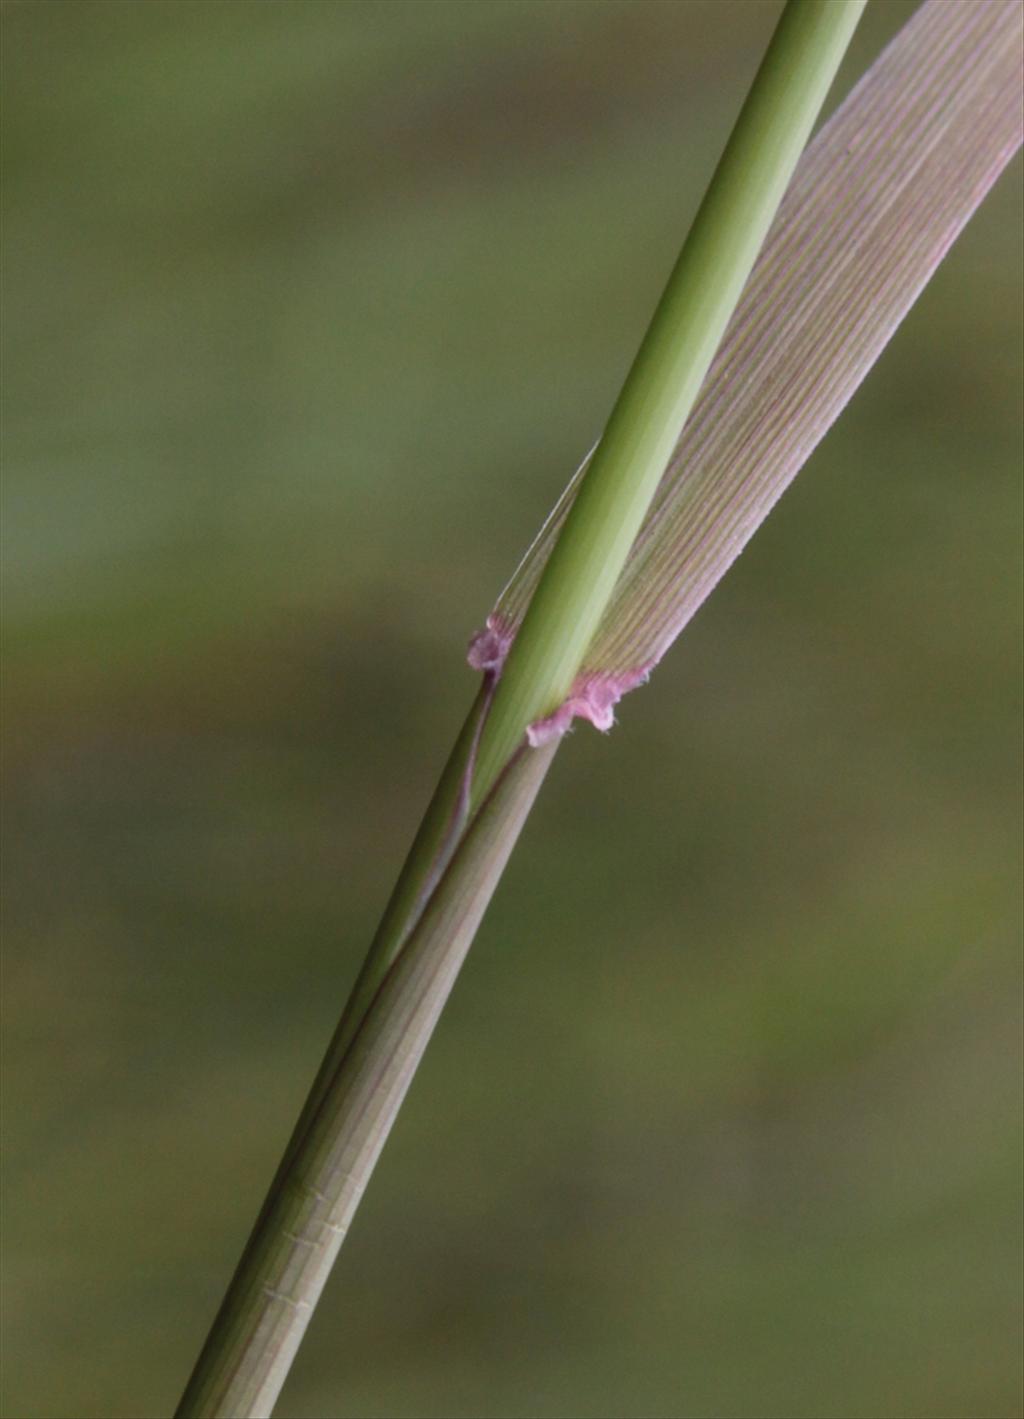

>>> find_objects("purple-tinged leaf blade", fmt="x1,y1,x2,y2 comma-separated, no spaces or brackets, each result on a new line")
472,0,1023,733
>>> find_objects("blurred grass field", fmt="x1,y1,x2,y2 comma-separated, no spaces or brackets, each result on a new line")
2,3,1022,1416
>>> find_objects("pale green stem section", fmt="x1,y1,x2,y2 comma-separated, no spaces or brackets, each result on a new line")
472,0,865,801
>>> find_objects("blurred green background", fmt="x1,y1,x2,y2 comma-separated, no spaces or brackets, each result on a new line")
3,2,1021,1416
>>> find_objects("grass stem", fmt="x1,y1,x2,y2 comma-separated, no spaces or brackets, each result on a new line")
175,5,864,1414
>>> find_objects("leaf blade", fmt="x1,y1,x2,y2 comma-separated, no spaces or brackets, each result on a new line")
476,0,1023,719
